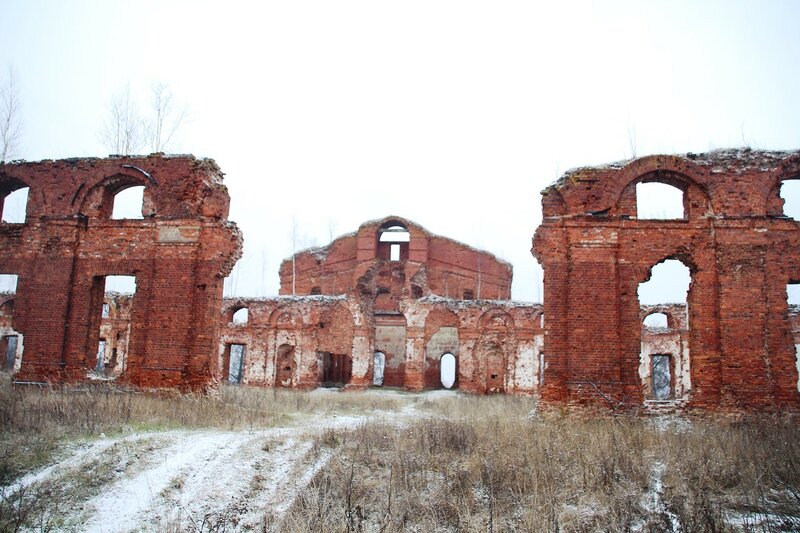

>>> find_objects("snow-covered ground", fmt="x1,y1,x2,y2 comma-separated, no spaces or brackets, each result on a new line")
2,396,422,532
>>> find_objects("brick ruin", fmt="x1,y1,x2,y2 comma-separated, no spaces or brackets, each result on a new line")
534,149,800,411
2,150,800,411
219,217,541,393
0,155,242,389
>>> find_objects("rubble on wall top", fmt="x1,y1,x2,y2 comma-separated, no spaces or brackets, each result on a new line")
1,153,220,173
418,294,540,310
687,148,795,174
547,148,799,191
224,294,348,305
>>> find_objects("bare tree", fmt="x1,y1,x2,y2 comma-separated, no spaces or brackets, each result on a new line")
146,82,185,153
627,122,638,160
0,66,22,162
101,84,143,156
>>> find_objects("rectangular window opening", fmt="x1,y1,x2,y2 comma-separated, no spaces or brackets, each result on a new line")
651,354,672,399
91,275,136,379
228,343,246,384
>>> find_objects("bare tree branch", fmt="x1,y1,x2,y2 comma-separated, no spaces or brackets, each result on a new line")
0,66,23,162
101,84,144,156
147,82,186,153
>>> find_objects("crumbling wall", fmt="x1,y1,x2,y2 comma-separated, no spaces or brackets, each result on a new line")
279,216,512,301
218,294,541,394
218,296,357,388
0,155,242,389
533,149,800,412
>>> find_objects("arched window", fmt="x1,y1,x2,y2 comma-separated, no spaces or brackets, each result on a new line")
232,307,249,325
780,179,800,221
111,185,145,220
636,182,684,219
643,312,669,329
1,186,29,223
377,222,410,262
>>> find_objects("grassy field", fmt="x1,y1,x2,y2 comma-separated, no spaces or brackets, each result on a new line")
1,373,800,531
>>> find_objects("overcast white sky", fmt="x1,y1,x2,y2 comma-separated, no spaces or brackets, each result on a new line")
1,0,799,301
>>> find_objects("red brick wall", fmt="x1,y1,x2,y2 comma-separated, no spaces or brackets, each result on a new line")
0,155,242,389
534,149,800,412
278,216,512,301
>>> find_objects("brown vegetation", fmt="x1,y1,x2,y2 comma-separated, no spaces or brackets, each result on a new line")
285,397,800,532
1,376,799,531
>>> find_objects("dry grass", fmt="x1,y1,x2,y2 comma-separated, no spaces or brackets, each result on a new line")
2,373,800,531
0,373,404,485
283,400,800,532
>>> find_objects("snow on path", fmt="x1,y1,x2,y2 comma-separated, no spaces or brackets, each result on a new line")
6,394,428,532
80,429,265,532
75,414,380,532
3,430,179,497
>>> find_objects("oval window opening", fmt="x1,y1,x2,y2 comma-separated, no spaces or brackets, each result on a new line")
373,351,385,386
440,352,456,389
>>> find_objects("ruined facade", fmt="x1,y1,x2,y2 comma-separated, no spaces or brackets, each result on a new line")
3,150,800,412
0,155,242,389
534,149,800,411
219,217,542,393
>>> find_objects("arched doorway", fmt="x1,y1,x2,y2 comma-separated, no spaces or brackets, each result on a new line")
440,352,456,389
276,344,295,387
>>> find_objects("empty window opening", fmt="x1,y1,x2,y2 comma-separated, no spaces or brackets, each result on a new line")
310,286,322,295
111,185,145,220
228,344,246,384
373,351,385,386
463,289,474,300
636,182,684,219
780,180,800,221
378,223,410,261
232,307,249,325
95,339,107,373
379,225,411,242
0,274,17,293
440,352,456,389
788,283,800,307
92,275,136,378
788,283,800,393
2,335,18,371
105,275,137,294
643,312,669,329
651,354,672,399
1,187,29,223
638,260,691,306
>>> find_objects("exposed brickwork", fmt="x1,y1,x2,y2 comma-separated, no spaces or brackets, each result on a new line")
0,155,242,389
279,217,512,301
533,149,800,412
216,216,540,393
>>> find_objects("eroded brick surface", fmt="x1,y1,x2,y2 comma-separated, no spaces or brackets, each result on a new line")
219,216,542,393
533,149,800,412
0,155,242,389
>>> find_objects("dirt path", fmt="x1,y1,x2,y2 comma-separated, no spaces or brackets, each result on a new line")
4,399,425,532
